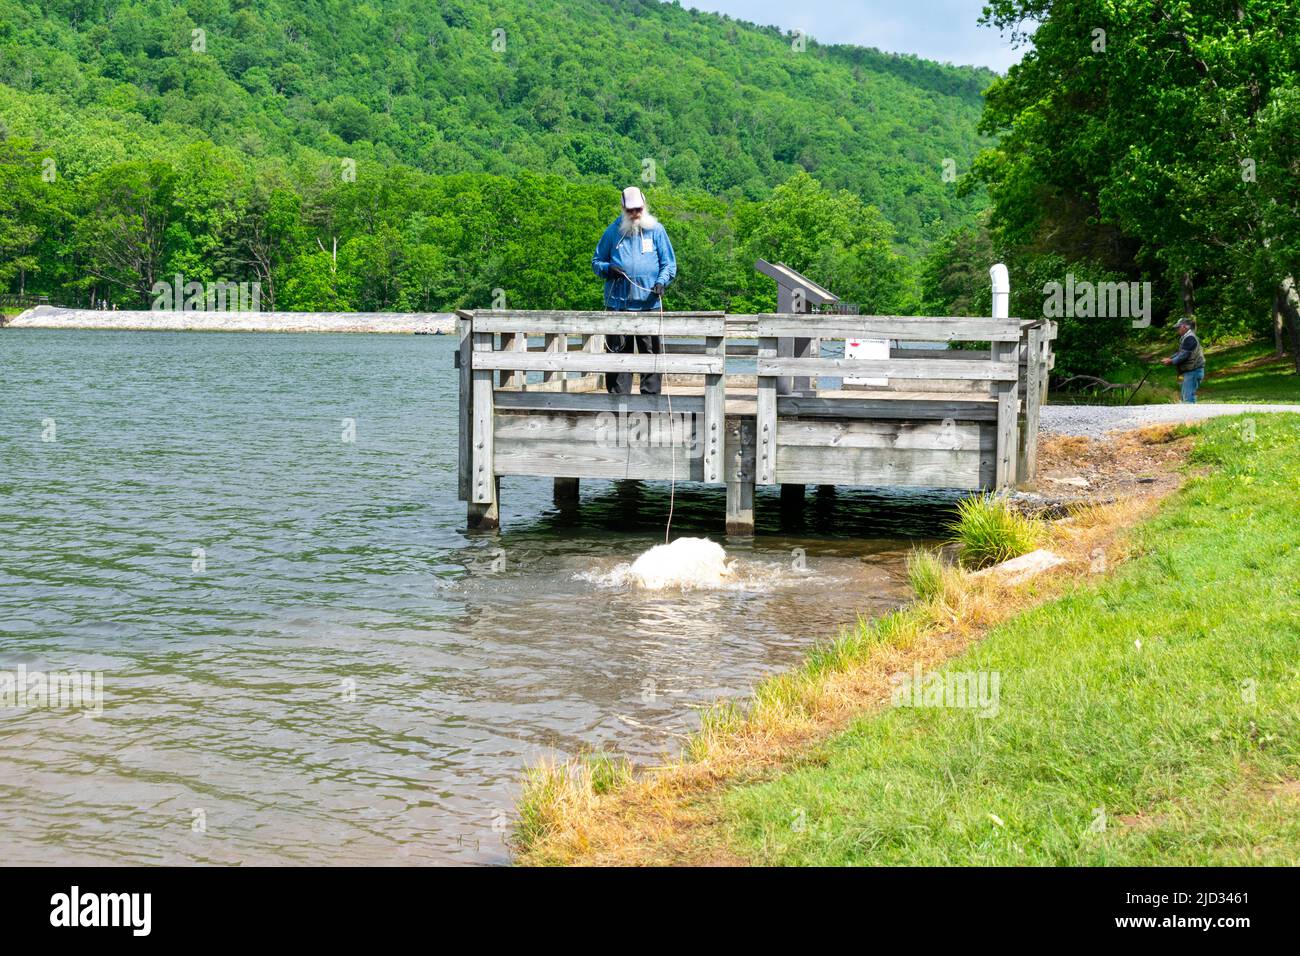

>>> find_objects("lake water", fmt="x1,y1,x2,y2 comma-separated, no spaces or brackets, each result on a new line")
0,329,960,865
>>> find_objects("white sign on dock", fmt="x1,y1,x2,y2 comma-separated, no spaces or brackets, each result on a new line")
844,337,890,386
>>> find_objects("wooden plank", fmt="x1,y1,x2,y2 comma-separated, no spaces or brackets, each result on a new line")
471,331,497,505
457,317,472,501
702,335,725,483
493,391,705,415
494,410,699,448
756,336,777,485
757,356,1018,381
473,311,725,335
475,351,723,375
776,418,992,452
776,396,997,421
774,444,991,489
754,315,1022,341
494,438,704,482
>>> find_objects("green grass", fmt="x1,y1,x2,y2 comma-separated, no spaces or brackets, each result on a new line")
719,414,1300,865
949,495,1041,570
1095,336,1300,405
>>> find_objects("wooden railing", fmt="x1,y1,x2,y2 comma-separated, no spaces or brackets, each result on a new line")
455,309,1055,530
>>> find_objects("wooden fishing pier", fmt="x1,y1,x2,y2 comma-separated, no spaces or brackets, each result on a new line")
455,270,1054,534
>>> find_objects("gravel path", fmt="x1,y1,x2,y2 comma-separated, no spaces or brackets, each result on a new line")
1040,403,1300,438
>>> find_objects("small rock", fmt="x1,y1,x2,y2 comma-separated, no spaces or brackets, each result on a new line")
1046,476,1090,488
969,549,1069,585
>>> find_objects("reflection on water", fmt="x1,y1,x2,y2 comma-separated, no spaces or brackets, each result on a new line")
0,330,963,865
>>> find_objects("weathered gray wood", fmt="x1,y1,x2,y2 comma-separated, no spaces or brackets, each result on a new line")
776,418,993,452
702,334,725,483
493,390,706,415
543,332,565,385
467,476,500,530
756,336,778,485
494,409,698,447
1018,324,1045,483
475,351,723,375
757,356,1019,381
753,315,1022,342
776,396,997,421
471,331,497,504
495,439,704,482
499,331,527,389
726,476,754,535
473,311,725,335
775,445,992,489
457,317,472,501
992,339,1020,488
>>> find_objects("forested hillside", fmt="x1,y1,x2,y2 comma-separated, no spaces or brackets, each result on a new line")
0,0,996,315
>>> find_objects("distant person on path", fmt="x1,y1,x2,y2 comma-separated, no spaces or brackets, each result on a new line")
591,186,677,395
1162,317,1206,403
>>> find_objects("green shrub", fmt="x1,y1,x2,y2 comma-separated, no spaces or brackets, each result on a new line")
950,495,1040,569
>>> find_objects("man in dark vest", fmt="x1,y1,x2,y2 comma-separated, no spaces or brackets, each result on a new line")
1162,317,1206,403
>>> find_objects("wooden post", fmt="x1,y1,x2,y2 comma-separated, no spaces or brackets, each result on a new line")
468,478,500,531
780,483,805,516
702,334,725,483
725,416,755,535
553,477,579,505
500,331,526,390
543,333,565,388
993,340,1019,489
469,328,499,529
756,336,778,485
456,312,473,501
1017,324,1044,484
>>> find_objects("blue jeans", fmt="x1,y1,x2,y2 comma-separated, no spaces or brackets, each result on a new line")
1180,366,1204,403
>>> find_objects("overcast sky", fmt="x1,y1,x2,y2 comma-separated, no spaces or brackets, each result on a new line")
682,1,1028,72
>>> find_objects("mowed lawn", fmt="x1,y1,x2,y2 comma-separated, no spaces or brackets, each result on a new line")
1099,338,1300,405
720,414,1300,865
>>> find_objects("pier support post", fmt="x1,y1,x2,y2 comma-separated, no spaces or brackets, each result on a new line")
553,477,579,506
780,483,805,512
467,477,500,531
726,477,754,536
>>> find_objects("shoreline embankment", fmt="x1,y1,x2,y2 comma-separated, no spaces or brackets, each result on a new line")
3,306,457,334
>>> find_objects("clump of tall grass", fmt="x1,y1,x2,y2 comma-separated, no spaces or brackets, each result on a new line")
906,548,947,602
514,750,633,853
949,495,1041,569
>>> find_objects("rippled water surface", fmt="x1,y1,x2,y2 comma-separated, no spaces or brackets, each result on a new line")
0,330,962,864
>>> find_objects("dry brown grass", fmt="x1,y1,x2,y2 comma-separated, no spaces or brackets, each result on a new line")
512,432,1194,867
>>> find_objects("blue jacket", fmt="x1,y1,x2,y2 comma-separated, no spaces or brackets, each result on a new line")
592,217,677,311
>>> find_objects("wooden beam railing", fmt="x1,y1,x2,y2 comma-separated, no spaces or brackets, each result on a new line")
753,314,1024,489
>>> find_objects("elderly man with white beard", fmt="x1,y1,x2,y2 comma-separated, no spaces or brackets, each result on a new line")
591,186,678,395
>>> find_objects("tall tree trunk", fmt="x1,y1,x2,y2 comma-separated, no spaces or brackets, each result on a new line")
1282,278,1300,375
1275,288,1287,357
1180,271,1196,318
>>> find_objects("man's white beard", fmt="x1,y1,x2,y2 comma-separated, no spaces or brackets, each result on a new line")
618,210,658,237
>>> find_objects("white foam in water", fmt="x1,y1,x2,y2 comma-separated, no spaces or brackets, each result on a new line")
575,537,820,593
627,537,731,590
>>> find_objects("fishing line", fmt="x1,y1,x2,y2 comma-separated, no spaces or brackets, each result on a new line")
614,263,674,544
